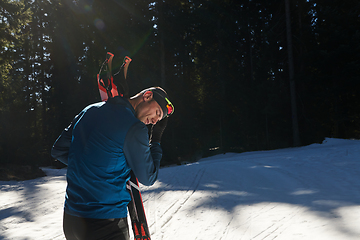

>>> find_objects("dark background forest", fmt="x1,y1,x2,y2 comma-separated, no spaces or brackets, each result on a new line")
1,0,359,168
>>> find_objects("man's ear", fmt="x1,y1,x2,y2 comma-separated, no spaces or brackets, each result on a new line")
143,91,153,102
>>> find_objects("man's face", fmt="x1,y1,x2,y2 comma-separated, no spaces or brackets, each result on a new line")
135,98,163,125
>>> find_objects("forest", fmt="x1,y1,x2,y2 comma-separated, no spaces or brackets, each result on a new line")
1,0,359,167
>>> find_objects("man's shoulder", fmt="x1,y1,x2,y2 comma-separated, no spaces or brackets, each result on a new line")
107,96,133,109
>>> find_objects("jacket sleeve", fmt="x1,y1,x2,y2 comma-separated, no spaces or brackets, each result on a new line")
123,122,162,186
51,112,84,165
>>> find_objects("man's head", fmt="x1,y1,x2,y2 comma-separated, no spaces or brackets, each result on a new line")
130,87,174,125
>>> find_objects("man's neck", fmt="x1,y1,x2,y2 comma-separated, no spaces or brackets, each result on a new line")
128,96,141,110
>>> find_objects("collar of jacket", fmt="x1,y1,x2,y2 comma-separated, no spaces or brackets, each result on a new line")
106,96,135,115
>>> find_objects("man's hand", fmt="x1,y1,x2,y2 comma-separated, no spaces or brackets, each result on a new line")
150,117,168,144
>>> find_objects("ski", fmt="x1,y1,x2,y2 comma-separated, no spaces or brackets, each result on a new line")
97,52,132,99
126,172,151,240
97,52,151,240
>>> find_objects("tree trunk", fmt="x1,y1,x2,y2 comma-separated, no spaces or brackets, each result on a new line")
285,0,301,146
158,1,166,87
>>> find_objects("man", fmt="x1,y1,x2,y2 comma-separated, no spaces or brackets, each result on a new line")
51,87,174,240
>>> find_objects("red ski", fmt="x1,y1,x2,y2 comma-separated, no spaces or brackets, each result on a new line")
97,52,131,99
126,173,151,240
97,52,151,240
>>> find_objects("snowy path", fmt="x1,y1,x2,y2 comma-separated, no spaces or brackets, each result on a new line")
1,138,360,239
142,138,360,240
0,169,66,239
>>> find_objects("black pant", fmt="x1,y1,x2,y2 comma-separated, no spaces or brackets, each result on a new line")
63,212,130,240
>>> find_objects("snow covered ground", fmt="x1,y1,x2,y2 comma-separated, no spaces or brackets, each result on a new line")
1,138,360,240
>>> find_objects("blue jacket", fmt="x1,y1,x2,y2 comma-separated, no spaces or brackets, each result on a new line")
51,96,162,219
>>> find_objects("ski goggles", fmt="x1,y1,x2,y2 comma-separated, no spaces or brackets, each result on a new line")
164,97,174,117
149,88,174,119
